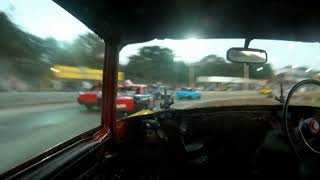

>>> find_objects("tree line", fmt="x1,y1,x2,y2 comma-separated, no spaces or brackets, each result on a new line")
121,46,274,86
0,12,104,91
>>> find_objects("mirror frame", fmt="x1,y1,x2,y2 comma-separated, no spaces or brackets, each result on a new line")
226,47,268,64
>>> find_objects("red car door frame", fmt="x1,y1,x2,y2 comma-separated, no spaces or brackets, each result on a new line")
95,39,120,140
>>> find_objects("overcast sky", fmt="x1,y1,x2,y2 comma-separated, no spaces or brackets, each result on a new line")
1,0,320,70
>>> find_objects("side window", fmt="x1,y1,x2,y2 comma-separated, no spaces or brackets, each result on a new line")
0,0,104,173
144,87,149,94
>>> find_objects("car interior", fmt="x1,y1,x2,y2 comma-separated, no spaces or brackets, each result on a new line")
2,0,320,180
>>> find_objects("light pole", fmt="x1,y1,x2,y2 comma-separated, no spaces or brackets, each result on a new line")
243,63,249,90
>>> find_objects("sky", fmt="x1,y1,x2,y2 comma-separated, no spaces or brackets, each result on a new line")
1,0,320,70
120,39,320,70
0,0,91,41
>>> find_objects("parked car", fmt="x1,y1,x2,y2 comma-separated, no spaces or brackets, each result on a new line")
175,87,201,100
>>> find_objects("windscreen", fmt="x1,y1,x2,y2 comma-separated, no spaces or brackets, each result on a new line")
0,0,104,173
116,38,320,114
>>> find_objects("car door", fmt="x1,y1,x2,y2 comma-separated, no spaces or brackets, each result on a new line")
0,1,116,179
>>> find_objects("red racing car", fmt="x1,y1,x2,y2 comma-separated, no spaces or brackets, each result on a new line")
78,83,155,117
77,82,103,110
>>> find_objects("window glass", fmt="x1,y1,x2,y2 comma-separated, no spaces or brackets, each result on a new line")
117,38,320,118
0,0,104,173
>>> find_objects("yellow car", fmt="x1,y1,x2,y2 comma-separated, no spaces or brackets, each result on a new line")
260,88,272,95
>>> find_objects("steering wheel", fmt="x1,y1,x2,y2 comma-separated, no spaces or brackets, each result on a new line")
283,79,320,159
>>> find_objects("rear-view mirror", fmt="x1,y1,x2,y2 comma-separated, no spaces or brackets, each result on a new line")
226,47,267,64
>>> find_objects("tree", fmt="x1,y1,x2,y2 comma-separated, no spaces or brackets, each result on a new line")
0,12,105,91
67,33,104,68
195,54,273,79
249,63,274,79
0,12,42,60
122,47,274,87
0,12,46,90
173,61,188,84
124,46,177,85
195,55,244,77
48,33,105,69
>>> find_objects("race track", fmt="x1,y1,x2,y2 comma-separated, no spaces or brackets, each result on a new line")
0,103,100,173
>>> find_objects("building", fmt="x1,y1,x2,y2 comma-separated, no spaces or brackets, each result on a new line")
196,76,263,91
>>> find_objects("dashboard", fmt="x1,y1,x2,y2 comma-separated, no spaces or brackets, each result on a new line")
114,104,320,179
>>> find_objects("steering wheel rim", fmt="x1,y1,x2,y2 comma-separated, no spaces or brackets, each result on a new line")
283,79,320,158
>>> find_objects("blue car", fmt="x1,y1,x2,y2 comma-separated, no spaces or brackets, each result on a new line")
175,87,201,100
